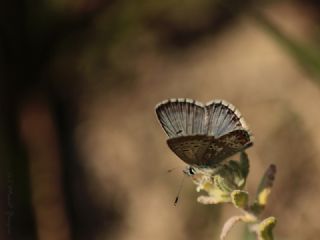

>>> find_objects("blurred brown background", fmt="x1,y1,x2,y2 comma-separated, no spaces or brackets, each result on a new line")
1,0,320,240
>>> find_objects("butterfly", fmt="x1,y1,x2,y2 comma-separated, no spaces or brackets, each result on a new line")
155,98,253,169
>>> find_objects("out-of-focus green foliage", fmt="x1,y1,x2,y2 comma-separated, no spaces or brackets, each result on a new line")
254,11,320,83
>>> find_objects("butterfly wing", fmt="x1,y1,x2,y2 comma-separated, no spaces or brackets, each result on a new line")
205,100,249,137
155,98,206,138
167,135,213,165
156,98,253,166
167,130,251,166
202,129,252,165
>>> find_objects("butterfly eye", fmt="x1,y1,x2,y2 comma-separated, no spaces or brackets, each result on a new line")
189,167,196,175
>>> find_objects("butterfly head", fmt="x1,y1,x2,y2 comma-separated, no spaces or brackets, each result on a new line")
182,165,218,191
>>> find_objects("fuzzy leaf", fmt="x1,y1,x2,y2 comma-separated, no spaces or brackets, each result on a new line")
251,164,276,214
231,190,249,209
240,151,250,179
227,160,246,188
214,174,234,193
258,217,277,240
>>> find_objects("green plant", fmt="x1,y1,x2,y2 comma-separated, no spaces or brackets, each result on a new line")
190,152,277,240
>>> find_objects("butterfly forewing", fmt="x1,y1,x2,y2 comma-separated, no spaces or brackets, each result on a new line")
155,99,206,138
205,100,245,137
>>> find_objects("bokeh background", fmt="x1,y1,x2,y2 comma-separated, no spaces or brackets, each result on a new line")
1,0,320,240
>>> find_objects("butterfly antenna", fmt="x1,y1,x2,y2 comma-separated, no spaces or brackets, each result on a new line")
174,174,186,206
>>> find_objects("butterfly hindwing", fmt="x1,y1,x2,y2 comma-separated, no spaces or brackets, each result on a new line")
202,129,252,165
167,135,213,165
167,130,251,166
